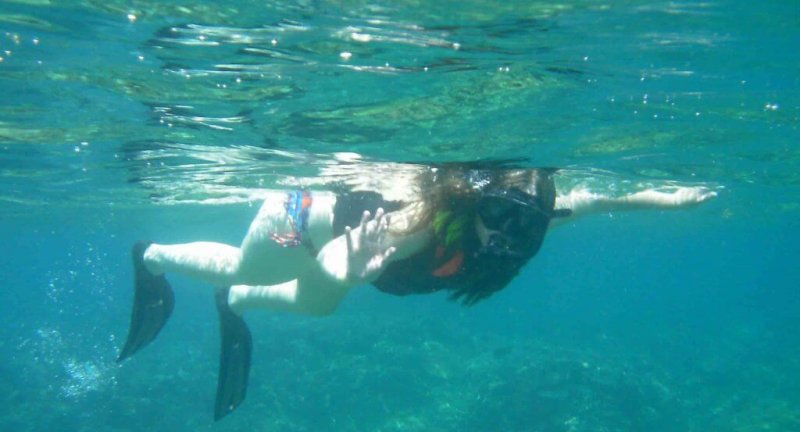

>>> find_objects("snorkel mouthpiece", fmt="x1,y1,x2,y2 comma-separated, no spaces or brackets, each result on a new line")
480,233,524,258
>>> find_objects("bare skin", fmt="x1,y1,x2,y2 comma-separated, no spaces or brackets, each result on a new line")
141,184,717,316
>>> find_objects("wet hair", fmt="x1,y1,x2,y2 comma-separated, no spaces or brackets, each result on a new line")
372,164,561,305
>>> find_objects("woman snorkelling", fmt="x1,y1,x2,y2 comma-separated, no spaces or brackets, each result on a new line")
116,162,717,420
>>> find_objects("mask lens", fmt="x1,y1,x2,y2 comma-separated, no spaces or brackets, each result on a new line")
477,191,546,257
477,196,518,230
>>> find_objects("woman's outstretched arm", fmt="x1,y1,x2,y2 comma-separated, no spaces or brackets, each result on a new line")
550,185,717,228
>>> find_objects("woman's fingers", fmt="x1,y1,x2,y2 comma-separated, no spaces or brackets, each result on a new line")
349,208,390,255
344,226,353,253
377,214,389,244
359,210,371,233
371,208,385,238
360,208,388,239
344,208,394,281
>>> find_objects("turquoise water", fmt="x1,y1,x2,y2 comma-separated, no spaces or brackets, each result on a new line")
1,0,798,430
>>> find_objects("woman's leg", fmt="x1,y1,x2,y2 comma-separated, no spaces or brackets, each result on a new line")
143,241,243,286
139,192,290,287
236,191,336,285
140,191,337,287
119,191,337,363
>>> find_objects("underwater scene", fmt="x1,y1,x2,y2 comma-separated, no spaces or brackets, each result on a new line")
1,0,798,431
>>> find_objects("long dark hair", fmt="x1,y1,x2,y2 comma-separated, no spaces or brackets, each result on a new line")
374,164,560,305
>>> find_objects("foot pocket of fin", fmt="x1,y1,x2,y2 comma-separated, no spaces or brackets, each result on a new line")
214,286,253,421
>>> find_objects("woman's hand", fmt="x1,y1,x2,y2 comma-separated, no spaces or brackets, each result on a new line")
316,208,397,285
625,186,718,208
344,208,396,283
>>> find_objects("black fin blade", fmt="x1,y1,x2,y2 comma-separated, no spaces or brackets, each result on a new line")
117,242,175,362
214,287,253,421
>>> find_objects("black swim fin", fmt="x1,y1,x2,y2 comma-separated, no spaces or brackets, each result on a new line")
117,241,175,363
214,286,252,421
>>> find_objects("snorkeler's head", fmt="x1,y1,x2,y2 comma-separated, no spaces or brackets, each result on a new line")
474,187,551,258
441,184,554,305
389,166,561,306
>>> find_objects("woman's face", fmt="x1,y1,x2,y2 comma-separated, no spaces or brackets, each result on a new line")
474,191,550,257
